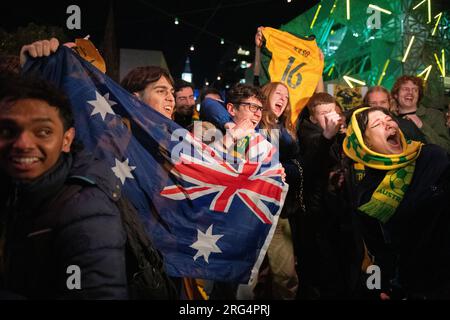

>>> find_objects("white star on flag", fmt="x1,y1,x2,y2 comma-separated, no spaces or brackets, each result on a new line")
103,93,117,107
111,158,136,185
190,225,224,263
88,91,116,121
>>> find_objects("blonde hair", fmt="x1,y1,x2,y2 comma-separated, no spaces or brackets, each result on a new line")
364,86,397,114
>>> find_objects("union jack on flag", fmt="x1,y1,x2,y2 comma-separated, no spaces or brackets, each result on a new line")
162,132,285,225
23,47,288,284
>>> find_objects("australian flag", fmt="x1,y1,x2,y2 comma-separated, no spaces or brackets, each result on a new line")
23,47,288,284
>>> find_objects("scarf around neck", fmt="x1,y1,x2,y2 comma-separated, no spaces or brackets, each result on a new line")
343,107,423,223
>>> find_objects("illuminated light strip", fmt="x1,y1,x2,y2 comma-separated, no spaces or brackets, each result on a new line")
432,12,442,36
346,0,350,20
434,53,444,76
417,65,432,81
377,59,390,85
443,49,446,77
413,0,426,10
310,4,322,29
330,0,338,14
368,4,392,15
328,65,335,77
427,0,431,23
434,50,446,77
402,36,415,63
343,75,366,89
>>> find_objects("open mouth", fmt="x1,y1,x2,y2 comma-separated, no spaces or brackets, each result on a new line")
163,106,173,114
274,103,284,114
387,131,401,149
10,156,41,171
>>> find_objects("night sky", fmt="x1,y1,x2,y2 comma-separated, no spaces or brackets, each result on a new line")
1,0,319,84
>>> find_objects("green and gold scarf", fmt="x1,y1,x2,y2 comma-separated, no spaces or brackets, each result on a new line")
343,107,423,223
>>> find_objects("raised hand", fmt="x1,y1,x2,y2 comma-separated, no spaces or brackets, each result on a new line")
229,118,255,140
20,38,60,67
255,26,265,48
404,114,423,129
322,111,343,139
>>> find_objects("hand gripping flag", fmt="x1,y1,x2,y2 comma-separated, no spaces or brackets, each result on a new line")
259,27,324,124
23,47,288,284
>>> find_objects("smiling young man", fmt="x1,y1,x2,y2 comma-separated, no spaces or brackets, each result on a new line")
121,66,175,119
0,98,74,180
0,76,128,299
226,88,264,130
391,76,450,152
222,84,266,158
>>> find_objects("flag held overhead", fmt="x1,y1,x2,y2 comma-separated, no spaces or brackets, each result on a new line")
23,47,288,284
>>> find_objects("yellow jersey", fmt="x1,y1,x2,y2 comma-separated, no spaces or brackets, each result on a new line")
261,27,324,124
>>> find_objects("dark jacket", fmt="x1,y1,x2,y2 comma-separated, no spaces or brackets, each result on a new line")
416,105,450,152
395,116,427,144
357,144,450,298
297,118,341,213
0,151,128,299
295,118,364,298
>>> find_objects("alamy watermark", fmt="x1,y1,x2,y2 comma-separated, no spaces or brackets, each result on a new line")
366,265,381,290
366,7,382,30
66,5,81,30
66,265,81,290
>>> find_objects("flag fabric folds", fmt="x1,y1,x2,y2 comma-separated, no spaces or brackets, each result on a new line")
23,47,288,284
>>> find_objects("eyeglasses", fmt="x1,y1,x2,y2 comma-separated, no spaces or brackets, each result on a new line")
235,102,264,113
